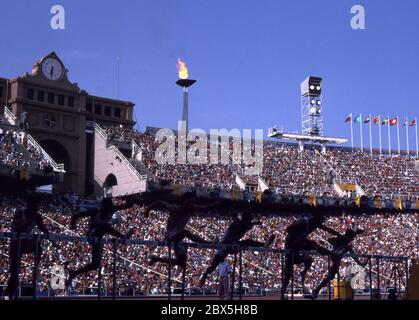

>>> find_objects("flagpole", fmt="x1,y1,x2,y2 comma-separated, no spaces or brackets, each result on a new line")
387,115,391,156
405,117,409,156
396,116,400,155
415,117,418,158
350,113,354,152
369,114,373,156
378,115,382,155
360,113,363,152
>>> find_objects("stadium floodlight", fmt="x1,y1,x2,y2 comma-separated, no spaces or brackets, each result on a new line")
301,76,324,136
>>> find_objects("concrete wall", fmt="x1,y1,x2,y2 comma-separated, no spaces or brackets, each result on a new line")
94,130,147,197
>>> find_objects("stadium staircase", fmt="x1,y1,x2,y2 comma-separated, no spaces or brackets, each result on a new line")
315,150,365,197
94,123,147,197
128,140,154,177
2,107,65,178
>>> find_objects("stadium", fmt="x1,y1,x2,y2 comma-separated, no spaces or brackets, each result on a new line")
0,1,418,303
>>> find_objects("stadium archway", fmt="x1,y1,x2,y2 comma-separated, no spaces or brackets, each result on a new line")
38,139,72,192
103,173,118,197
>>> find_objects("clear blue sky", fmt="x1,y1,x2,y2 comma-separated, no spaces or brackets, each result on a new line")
1,0,418,150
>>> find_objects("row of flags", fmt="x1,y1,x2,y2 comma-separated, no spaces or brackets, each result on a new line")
345,114,417,126
344,112,418,156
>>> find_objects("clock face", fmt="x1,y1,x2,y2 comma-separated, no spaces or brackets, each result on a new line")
42,58,63,81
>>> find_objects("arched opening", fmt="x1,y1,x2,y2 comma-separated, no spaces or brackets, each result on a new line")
39,139,72,191
104,174,118,188
103,173,118,198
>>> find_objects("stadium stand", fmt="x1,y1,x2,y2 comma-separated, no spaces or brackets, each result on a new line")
0,195,417,297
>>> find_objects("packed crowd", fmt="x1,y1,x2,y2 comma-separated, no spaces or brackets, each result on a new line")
0,127,52,173
0,195,417,297
323,149,417,198
103,127,418,198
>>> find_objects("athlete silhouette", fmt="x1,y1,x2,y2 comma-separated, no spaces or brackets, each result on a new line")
144,192,218,269
281,213,340,299
65,197,135,287
6,193,56,300
199,211,275,287
311,228,366,299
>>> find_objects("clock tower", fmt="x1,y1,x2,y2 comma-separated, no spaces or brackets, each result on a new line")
6,52,88,194
3,52,136,195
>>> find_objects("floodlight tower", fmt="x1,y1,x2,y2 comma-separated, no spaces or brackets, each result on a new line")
301,76,323,136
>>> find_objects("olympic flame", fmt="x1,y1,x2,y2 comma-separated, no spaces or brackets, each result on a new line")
177,58,188,80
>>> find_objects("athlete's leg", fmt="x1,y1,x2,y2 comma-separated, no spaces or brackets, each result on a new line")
183,230,213,244
238,239,265,247
149,242,185,267
200,251,228,287
305,239,334,256
6,240,20,299
312,260,340,299
102,225,125,239
239,234,275,248
300,254,314,293
66,242,102,286
281,252,294,299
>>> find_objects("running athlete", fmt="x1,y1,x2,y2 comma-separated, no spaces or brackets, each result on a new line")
65,197,135,287
311,228,366,299
199,211,275,287
144,192,218,269
281,213,340,299
6,193,56,299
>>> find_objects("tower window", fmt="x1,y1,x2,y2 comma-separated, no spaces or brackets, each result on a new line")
27,88,34,100
58,94,65,106
95,104,102,115
68,97,75,108
0,86,3,98
86,103,92,113
105,106,111,116
37,90,45,102
114,108,121,118
48,92,55,104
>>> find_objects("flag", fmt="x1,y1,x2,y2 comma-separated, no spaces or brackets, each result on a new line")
309,194,317,207
173,182,181,196
373,116,380,125
354,115,361,123
374,197,382,209
403,117,408,126
390,118,398,126
411,118,417,126
255,190,262,203
394,198,402,210
231,188,239,201
364,115,371,124
345,114,352,123
355,196,361,208
382,117,389,125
